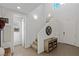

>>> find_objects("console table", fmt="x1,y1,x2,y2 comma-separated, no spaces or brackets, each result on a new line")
44,37,57,53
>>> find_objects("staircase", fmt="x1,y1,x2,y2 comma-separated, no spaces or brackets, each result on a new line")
31,17,56,53
31,39,38,51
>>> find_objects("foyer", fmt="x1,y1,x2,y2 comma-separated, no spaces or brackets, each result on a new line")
0,3,79,56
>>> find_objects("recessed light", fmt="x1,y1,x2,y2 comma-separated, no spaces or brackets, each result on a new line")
17,6,21,9
48,13,51,17
33,14,38,20
60,3,64,5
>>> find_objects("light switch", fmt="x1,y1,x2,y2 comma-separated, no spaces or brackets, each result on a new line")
63,32,65,35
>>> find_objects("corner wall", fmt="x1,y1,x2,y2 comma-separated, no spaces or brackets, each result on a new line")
53,3,79,47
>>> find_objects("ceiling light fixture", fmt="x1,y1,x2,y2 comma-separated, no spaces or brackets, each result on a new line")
48,13,51,17
17,6,21,9
60,3,64,5
33,14,38,20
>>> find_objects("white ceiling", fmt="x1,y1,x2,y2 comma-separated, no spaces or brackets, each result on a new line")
0,3,42,15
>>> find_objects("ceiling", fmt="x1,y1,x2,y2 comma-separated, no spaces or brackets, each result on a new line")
0,3,42,15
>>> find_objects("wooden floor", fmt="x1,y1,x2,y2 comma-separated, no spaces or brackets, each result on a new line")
13,43,79,56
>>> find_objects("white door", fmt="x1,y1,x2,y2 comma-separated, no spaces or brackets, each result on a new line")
13,16,25,47
14,21,22,46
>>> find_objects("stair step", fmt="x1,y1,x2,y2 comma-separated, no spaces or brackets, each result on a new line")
32,43,37,51
35,39,37,42
31,39,38,51
33,40,37,45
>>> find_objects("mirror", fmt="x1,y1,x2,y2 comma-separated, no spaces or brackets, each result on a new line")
46,26,52,36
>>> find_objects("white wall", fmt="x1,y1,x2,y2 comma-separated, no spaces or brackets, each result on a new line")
75,4,79,47
22,20,25,47
53,3,79,47
0,7,2,17
24,16,29,48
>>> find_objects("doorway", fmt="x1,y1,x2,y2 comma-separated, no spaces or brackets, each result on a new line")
13,16,25,47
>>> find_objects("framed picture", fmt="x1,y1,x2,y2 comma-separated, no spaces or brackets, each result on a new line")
0,17,9,23
46,26,52,36
14,28,19,32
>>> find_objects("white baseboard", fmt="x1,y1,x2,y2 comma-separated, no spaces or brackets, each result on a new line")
58,41,79,48
14,41,21,46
